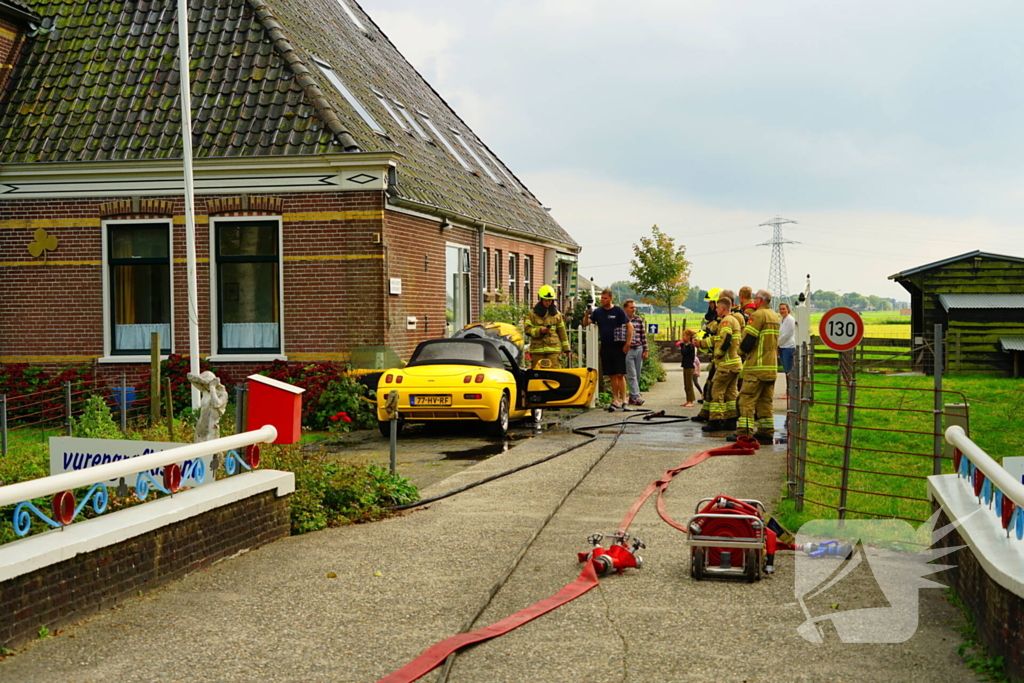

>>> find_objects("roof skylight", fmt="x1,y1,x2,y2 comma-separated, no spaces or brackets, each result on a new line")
372,89,406,130
311,57,385,135
336,0,368,32
451,129,500,183
393,101,429,139
420,114,471,170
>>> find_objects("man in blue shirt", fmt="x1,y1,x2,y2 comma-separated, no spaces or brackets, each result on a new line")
583,288,632,410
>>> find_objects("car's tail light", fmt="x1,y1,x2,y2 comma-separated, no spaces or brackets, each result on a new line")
396,375,403,384
463,375,472,383
475,373,484,383
463,394,482,400
384,374,393,384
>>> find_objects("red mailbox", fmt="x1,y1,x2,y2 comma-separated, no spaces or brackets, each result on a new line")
247,374,305,444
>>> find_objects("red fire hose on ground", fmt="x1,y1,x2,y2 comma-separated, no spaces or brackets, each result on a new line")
377,427,766,683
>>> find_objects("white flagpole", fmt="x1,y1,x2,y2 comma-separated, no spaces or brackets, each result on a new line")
176,0,201,409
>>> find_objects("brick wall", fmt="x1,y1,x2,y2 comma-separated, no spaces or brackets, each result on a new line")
0,489,290,651
933,504,1024,682
482,234,547,305
0,190,390,369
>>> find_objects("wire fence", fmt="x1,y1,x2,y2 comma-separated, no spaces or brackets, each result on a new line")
1,377,152,457
785,331,968,525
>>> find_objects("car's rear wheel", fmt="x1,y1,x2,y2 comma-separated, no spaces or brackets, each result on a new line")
487,393,510,438
378,418,403,439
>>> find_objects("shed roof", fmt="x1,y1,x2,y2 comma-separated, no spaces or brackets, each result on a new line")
889,250,1024,281
938,293,1024,311
999,337,1024,352
0,0,576,248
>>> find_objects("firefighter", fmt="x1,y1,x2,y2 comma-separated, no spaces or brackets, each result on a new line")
525,285,570,369
703,294,742,433
732,289,781,444
691,287,721,423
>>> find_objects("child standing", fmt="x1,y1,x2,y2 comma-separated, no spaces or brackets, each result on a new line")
678,329,701,407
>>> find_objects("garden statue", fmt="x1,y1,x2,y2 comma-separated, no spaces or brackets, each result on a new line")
187,371,229,443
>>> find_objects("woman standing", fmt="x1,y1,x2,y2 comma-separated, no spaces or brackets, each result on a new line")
678,329,701,406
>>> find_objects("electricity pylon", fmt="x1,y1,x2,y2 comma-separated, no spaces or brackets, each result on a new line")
758,216,798,305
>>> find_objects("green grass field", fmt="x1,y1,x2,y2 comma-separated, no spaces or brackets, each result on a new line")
774,374,1021,532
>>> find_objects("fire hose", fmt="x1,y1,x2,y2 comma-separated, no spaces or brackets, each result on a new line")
377,417,762,683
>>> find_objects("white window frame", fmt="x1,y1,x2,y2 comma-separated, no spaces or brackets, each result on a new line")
482,247,490,293
393,100,429,139
208,216,287,362
310,56,385,135
98,218,174,363
522,255,532,302
419,113,471,170
450,128,500,182
372,89,406,130
335,0,368,32
508,253,517,303
478,145,517,187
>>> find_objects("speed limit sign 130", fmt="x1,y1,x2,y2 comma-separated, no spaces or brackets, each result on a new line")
819,307,864,351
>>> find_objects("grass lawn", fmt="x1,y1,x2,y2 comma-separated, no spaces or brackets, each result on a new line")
774,373,1022,533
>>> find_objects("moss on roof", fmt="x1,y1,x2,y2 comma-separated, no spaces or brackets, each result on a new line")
0,0,575,248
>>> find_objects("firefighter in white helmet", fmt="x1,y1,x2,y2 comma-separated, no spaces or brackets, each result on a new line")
525,285,570,369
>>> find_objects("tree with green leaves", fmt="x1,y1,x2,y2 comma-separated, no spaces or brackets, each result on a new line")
629,225,691,330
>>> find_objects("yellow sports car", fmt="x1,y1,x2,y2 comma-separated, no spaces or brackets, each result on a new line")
376,338,597,438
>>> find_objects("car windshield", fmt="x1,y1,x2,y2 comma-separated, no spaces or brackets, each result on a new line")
407,340,504,369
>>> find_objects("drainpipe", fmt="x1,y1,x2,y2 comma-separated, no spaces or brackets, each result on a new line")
477,224,485,319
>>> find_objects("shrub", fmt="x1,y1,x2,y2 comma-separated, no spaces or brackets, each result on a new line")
71,395,122,440
482,299,531,327
260,444,418,534
255,361,377,431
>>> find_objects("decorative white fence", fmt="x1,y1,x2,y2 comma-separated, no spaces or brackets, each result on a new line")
943,425,1024,541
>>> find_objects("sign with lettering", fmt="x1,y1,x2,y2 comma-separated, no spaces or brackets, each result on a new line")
49,437,212,488
818,307,864,352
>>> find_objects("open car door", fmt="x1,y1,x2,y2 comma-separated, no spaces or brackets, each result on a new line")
522,367,597,408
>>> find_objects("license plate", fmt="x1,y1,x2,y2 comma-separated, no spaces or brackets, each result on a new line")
411,395,451,406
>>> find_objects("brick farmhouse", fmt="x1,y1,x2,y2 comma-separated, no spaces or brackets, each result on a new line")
0,0,581,381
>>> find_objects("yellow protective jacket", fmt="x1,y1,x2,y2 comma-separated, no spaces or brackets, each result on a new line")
525,305,570,354
714,312,743,373
740,306,781,380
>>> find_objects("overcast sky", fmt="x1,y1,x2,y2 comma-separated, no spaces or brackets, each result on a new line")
362,0,1024,300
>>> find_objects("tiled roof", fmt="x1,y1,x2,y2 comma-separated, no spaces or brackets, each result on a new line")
938,293,1024,311
0,0,576,248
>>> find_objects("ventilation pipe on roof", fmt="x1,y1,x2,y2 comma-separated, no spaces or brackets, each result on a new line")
247,1,360,152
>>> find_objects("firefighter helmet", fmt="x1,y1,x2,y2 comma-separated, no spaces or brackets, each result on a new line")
703,287,723,302
538,285,557,300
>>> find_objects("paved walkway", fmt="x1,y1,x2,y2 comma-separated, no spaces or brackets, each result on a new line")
0,368,976,682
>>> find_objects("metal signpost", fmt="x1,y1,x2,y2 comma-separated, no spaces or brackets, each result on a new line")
819,308,865,524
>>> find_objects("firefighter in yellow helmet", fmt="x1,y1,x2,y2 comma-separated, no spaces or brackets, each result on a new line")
525,285,570,369
691,287,722,423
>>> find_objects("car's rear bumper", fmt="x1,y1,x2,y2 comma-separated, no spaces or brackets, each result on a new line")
377,386,504,423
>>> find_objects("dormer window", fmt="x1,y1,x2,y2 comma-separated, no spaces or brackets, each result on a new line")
310,56,385,135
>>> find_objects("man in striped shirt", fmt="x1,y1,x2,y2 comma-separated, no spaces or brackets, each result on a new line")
733,289,781,444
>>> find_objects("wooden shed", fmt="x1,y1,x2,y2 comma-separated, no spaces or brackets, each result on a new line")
889,251,1024,375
